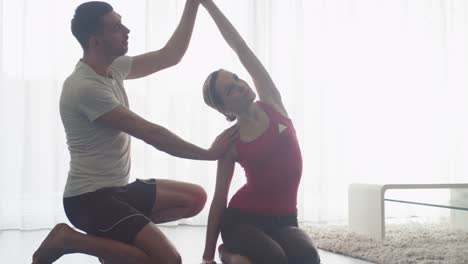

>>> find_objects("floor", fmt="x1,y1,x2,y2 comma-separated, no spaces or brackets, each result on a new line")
1,225,374,264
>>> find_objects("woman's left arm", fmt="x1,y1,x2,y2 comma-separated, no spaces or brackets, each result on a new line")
202,147,236,263
200,0,287,115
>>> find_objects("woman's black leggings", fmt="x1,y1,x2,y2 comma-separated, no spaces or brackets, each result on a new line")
219,208,320,264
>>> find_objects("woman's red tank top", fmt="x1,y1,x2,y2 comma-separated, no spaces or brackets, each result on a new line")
228,101,302,215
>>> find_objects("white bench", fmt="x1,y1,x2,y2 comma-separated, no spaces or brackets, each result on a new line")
348,183,468,239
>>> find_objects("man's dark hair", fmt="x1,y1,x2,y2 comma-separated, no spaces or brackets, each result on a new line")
71,1,113,49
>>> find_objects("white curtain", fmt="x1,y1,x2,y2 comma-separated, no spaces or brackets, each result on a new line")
1,0,467,230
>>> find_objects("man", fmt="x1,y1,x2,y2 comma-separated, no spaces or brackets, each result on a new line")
32,1,237,263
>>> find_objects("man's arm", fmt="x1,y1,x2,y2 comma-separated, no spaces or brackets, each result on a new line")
96,105,238,160
126,0,200,79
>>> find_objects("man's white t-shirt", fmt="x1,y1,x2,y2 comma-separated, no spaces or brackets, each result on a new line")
60,56,133,197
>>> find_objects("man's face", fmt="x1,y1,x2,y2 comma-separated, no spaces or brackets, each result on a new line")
96,11,130,58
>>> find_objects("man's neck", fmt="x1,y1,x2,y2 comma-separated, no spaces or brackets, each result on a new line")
81,51,116,78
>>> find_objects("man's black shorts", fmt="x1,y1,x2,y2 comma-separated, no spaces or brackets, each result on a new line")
63,178,157,244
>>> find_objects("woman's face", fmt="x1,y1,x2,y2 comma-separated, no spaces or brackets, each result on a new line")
215,70,256,114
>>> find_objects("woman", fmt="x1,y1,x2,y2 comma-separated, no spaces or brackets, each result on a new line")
198,1,321,264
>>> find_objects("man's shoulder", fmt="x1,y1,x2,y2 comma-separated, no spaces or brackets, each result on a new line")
109,56,133,80
61,73,106,112
63,68,104,92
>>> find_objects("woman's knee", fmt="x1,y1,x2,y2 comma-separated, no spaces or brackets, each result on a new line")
222,225,289,264
271,227,321,264
235,242,286,264
308,248,321,264
260,249,288,264
225,245,288,264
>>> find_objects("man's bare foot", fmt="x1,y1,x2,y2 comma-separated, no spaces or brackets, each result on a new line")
218,244,251,264
31,223,75,264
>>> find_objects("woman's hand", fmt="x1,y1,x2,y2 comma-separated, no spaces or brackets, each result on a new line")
201,259,217,264
188,0,205,6
195,0,209,5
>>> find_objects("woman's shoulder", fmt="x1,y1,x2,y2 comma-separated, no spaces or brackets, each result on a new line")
223,143,239,162
256,100,290,121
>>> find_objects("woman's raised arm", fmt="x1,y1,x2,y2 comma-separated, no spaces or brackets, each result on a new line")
200,0,286,114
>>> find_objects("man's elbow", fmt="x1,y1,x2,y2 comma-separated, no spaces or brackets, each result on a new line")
161,46,184,67
169,54,183,66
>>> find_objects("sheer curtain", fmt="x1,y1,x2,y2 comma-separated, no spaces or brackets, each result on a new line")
0,0,467,230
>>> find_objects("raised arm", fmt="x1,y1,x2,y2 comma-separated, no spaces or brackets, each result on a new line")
200,0,287,115
126,0,200,79
202,149,236,263
96,105,238,160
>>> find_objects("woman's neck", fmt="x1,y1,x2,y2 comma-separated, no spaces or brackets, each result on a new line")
237,102,262,126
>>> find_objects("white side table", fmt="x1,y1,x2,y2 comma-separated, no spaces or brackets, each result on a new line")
348,183,468,239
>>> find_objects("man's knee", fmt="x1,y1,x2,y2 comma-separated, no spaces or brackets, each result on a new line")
187,185,207,217
133,224,182,264
153,251,181,264
149,249,181,264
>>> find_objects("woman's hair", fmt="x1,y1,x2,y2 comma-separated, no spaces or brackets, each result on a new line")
203,70,237,122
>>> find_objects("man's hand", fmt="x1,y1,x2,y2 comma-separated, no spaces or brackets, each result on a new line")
208,124,239,160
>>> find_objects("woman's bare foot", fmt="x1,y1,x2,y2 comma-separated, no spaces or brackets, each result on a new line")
218,244,251,264
31,223,75,264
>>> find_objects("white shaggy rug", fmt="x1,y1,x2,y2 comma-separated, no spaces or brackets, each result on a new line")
302,221,468,264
